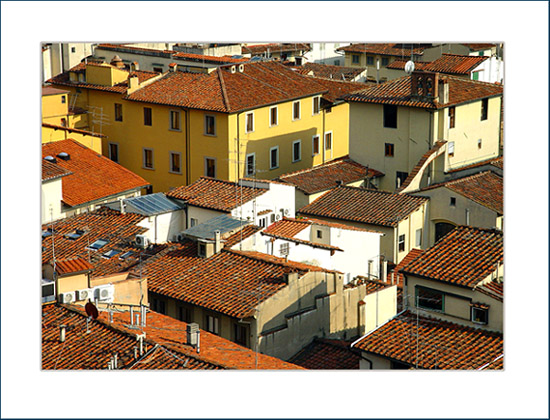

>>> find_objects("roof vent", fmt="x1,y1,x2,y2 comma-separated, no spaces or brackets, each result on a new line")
56,152,70,161
230,65,237,74
44,155,57,163
238,64,245,73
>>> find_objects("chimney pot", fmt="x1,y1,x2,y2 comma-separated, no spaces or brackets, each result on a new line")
59,325,66,342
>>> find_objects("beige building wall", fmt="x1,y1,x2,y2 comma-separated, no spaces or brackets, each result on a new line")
41,179,63,224
364,285,397,334
91,273,148,307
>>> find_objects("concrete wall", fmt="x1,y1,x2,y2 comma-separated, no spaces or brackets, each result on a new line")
135,210,185,243
187,206,226,228
91,273,148,307
364,285,398,334
41,179,63,224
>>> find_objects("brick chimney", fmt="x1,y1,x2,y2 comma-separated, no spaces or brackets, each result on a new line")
438,78,449,105
411,71,439,101
127,74,139,94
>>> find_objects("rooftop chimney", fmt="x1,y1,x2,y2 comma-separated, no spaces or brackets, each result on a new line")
214,230,222,253
130,61,139,71
127,75,139,94
438,78,449,105
186,323,200,352
59,325,66,343
169,62,177,72
411,71,439,101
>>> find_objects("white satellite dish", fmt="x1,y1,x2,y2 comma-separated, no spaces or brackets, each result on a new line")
404,60,415,75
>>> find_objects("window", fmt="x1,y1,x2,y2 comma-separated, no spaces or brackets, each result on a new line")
293,101,301,120
143,107,152,126
143,148,154,169
204,115,216,136
396,171,408,188
381,57,389,66
270,146,279,169
398,234,405,252
259,217,267,228
234,324,248,346
178,306,192,323
198,242,207,257
292,140,301,162
114,103,123,122
450,197,456,207
246,153,255,176
245,112,254,133
60,118,67,127
415,229,422,247
316,230,323,239
471,305,489,324
385,143,394,157
416,286,444,312
324,132,332,151
102,249,121,259
383,104,398,128
366,56,374,65
280,242,290,255
61,95,66,104
170,152,181,174
312,135,320,156
153,67,163,73
481,98,488,120
109,143,119,163
151,297,166,314
269,106,278,126
206,315,219,335
190,218,198,227
448,141,455,157
478,138,482,149
352,54,360,64
334,59,340,66
205,157,216,178
71,46,76,53
448,106,455,128
169,110,181,131
472,71,480,81
312,96,320,115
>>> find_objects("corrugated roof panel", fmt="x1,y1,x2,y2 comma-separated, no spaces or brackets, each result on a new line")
182,215,249,240
125,193,184,216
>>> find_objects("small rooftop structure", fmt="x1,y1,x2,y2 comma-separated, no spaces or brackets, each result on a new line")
111,193,184,216
181,214,249,241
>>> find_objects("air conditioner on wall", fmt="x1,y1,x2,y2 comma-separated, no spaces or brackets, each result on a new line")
76,289,93,301
135,234,150,249
95,284,114,302
59,291,76,304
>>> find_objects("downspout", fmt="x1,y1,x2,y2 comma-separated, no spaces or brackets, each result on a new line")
184,108,190,185
322,107,326,164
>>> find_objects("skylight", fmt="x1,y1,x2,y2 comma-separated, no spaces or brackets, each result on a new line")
119,251,134,260
88,239,109,250
42,230,52,239
65,229,86,240
102,249,121,259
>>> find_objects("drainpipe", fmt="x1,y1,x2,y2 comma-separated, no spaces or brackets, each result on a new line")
183,108,190,185
322,107,326,164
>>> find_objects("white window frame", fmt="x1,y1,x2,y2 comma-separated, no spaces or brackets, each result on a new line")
312,135,320,156
292,100,301,121
312,96,321,115
169,110,181,131
204,156,217,178
269,106,278,127
448,141,455,157
204,114,217,136
269,146,279,170
324,131,333,158
143,148,154,170
415,228,422,247
190,218,198,227
169,151,182,174
245,111,255,133
108,142,119,163
292,140,301,163
246,153,256,176
398,234,406,253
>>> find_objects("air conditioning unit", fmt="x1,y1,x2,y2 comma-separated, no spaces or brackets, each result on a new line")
175,232,186,242
275,214,281,221
96,284,114,302
135,234,150,249
59,291,76,304
76,288,93,301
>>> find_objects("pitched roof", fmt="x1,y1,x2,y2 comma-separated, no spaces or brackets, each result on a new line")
138,242,332,319
306,76,370,103
401,226,503,288
42,86,69,96
387,248,424,287
124,61,328,113
447,155,503,173
461,43,496,51
277,156,382,195
54,257,94,276
42,122,106,138
386,60,430,70
352,310,503,369
419,171,503,214
303,62,365,81
299,186,428,227
423,53,488,75
242,43,311,55
42,159,72,182
337,43,429,57
166,177,267,212
475,279,503,302
289,338,360,369
42,304,301,370
396,140,447,192
264,217,310,237
42,139,150,207
342,74,503,109
223,225,263,248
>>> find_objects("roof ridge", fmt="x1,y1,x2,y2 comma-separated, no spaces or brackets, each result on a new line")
216,68,231,112
278,156,355,179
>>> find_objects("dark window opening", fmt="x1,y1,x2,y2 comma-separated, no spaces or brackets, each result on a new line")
416,287,444,312
383,104,398,128
481,98,488,121
144,107,152,126
385,143,394,157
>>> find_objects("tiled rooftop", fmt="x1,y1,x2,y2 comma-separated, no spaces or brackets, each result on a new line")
475,279,503,302
342,74,503,109
396,140,447,192
307,76,370,103
447,156,503,173
352,310,503,369
242,43,311,55
137,242,332,319
289,338,360,369
166,177,267,212
42,159,72,182
54,257,94,276
277,156,382,195
386,60,430,70
125,61,328,113
423,53,488,75
462,43,496,51
42,139,150,207
387,248,424,287
419,171,503,214
401,226,503,288
264,217,310,237
303,62,365,81
223,225,262,248
337,43,429,57
43,304,301,369
42,86,69,96
299,186,428,227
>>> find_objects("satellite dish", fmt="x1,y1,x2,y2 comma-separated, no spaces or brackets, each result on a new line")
404,60,415,75
85,302,99,320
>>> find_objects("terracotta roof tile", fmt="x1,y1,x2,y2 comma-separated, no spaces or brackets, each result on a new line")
125,61,328,113
166,177,267,212
42,159,72,182
419,171,503,214
243,43,311,55
42,86,69,96
387,249,424,287
401,226,503,288
223,225,262,248
343,74,503,109
303,63,365,81
277,156,382,195
447,156,503,173
337,43,429,57
475,279,503,302
307,77,369,103
54,257,94,276
350,277,393,295
352,310,503,369
289,338,360,369
386,60,430,70
396,140,447,192
264,218,310,237
42,140,150,207
423,54,488,75
461,43,496,51
299,186,428,227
